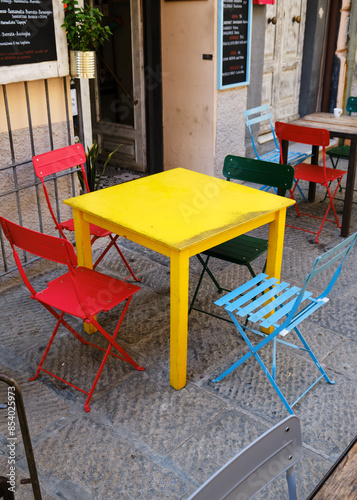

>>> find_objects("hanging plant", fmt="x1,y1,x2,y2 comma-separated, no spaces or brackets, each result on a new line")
62,0,112,52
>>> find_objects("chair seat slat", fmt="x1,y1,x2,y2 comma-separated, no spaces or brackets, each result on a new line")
214,273,268,307
260,290,313,328
249,286,301,322
226,277,279,312
234,280,291,316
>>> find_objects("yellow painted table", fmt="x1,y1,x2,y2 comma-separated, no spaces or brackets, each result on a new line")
64,168,295,390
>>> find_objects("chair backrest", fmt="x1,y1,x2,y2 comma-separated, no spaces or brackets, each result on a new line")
281,231,357,331
304,231,357,295
33,143,88,188
346,96,357,115
188,415,302,500
275,121,329,177
33,144,89,237
0,217,77,294
275,121,330,149
223,155,295,195
244,104,280,158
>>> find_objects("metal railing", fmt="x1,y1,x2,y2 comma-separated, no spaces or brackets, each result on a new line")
0,77,74,277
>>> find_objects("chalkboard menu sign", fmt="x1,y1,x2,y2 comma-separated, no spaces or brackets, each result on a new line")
217,0,252,89
0,0,57,66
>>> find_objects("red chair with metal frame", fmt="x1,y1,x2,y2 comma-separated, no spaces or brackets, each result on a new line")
275,121,347,243
0,217,144,412
33,143,140,280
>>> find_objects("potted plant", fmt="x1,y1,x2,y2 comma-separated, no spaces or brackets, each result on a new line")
62,0,112,78
77,140,122,192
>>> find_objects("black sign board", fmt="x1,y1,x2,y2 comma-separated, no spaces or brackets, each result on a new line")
218,0,251,89
0,0,57,66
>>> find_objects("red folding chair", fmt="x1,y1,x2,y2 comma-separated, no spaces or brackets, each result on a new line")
33,143,140,280
0,217,144,412
275,121,347,243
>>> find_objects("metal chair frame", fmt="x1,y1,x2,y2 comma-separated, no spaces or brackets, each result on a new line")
213,232,357,414
244,104,311,198
275,121,347,244
33,143,140,281
0,217,144,412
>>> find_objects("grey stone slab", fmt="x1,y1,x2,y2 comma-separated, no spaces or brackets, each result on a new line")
186,315,249,383
306,293,357,340
324,337,357,379
170,409,269,487
30,416,193,500
293,372,357,462
0,364,78,449
94,244,164,282
94,365,225,456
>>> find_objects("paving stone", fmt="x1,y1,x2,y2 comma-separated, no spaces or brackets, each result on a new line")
30,416,193,500
324,337,357,379
94,365,225,455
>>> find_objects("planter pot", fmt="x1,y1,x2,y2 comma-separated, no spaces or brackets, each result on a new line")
70,50,96,79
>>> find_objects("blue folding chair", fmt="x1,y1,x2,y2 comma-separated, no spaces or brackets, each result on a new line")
212,232,357,414
244,104,310,198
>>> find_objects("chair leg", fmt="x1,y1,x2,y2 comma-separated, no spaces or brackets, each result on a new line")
293,327,334,385
84,296,144,412
212,314,294,413
314,178,343,243
189,254,226,314
93,234,141,282
30,301,144,412
29,312,65,381
286,467,297,500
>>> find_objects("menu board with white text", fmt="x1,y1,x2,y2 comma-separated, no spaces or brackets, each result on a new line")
0,0,57,66
217,0,251,89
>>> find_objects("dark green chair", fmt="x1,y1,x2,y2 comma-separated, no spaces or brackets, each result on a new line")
327,96,357,169
189,155,295,320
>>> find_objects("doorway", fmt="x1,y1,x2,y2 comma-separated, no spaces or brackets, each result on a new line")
93,0,147,172
260,0,307,139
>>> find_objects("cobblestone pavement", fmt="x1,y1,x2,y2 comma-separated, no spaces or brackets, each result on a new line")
0,158,356,499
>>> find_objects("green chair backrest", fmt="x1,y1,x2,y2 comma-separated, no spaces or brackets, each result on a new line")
346,96,357,115
223,155,295,196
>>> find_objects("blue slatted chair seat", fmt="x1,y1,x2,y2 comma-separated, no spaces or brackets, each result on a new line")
215,273,326,334
260,149,310,167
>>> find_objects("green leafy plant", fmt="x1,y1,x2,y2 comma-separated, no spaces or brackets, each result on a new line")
62,0,112,52
77,141,121,192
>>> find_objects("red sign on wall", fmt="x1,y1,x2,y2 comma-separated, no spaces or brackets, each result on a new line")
253,0,275,4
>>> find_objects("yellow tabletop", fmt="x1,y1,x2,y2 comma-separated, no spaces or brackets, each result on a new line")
64,167,295,389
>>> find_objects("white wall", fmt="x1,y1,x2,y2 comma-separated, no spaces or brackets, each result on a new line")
161,0,216,175
161,0,249,178
215,87,248,177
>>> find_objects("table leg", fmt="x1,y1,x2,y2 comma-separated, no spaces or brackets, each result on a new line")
262,208,287,334
72,209,97,334
308,145,319,202
265,208,286,280
170,249,189,390
72,209,93,269
341,139,357,238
